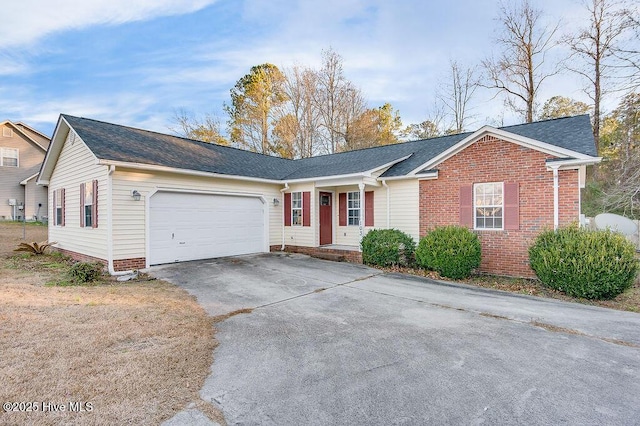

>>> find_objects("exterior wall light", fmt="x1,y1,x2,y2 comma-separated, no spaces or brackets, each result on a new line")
132,190,142,201
273,198,280,206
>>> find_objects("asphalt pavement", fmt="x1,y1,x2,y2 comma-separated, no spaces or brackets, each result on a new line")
152,253,640,426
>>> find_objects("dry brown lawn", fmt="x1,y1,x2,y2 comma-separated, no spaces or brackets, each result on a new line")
0,222,223,425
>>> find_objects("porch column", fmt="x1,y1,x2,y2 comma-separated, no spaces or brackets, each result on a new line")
359,182,365,238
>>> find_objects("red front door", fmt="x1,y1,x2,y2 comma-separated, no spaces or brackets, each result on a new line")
319,192,332,245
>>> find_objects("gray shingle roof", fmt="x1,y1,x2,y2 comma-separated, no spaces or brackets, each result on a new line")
62,114,596,181
62,115,297,180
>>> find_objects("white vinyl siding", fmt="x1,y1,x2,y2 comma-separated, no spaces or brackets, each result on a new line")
111,170,283,261
282,183,315,247
48,131,108,260
387,180,419,242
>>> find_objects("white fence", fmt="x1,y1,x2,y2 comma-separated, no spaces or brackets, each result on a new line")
586,217,640,250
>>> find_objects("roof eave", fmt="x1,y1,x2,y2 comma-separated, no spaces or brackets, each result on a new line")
545,157,602,170
97,159,283,185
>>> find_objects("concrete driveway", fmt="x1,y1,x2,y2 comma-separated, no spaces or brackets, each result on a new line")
151,253,640,425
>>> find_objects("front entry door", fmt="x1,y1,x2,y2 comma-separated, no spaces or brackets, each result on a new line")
319,192,332,245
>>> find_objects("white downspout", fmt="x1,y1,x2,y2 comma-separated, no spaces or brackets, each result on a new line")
382,180,390,229
552,167,559,230
280,183,289,250
107,165,132,276
358,182,365,242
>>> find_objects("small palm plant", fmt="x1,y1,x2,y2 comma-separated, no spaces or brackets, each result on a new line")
14,241,56,255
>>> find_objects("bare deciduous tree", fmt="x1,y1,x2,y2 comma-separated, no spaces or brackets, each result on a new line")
438,60,480,133
314,48,367,154
483,0,560,123
565,0,636,152
170,109,228,145
279,65,321,158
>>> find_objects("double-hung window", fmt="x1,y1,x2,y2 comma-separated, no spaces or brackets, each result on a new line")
54,188,64,226
474,182,503,230
82,182,93,227
347,192,360,226
0,147,18,167
291,192,302,226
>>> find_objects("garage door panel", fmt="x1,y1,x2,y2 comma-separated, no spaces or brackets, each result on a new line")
150,192,266,265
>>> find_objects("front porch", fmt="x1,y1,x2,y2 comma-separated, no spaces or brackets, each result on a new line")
270,244,362,264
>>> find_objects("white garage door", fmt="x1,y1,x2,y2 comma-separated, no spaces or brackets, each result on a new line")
149,192,266,265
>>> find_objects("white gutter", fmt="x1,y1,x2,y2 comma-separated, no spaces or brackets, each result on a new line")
106,165,132,276
359,182,365,239
97,159,282,185
382,180,390,228
545,157,602,170
280,183,289,250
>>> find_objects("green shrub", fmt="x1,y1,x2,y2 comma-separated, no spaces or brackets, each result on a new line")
68,262,104,284
361,229,416,267
529,226,639,300
416,226,482,279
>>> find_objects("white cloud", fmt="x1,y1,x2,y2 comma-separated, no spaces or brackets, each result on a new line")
0,0,219,48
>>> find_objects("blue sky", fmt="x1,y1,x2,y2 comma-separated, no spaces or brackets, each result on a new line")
0,0,604,137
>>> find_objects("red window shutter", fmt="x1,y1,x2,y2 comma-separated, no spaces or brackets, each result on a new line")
61,188,66,227
92,180,98,228
339,193,347,226
302,191,311,227
284,193,291,226
52,190,57,226
459,185,473,228
365,191,374,227
80,183,85,227
504,182,519,230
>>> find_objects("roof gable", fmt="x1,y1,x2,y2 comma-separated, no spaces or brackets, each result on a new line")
0,120,49,152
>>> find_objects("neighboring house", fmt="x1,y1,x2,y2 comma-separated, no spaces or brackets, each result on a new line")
37,114,600,277
0,120,50,221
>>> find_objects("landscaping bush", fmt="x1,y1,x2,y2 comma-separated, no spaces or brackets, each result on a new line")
416,225,481,279
361,229,416,267
68,262,104,284
529,226,639,300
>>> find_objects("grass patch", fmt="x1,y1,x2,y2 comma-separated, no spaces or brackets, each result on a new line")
0,222,224,425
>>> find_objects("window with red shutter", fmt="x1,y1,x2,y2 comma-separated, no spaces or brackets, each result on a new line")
284,193,292,226
365,191,374,226
503,183,519,230
459,185,473,228
302,191,311,227
339,193,347,226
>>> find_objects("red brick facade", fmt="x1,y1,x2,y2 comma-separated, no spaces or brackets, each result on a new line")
53,248,145,272
419,135,580,277
112,257,146,271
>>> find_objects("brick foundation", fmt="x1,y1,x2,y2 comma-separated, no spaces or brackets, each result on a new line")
113,257,146,271
419,135,580,278
270,245,363,264
53,248,145,272
54,248,107,267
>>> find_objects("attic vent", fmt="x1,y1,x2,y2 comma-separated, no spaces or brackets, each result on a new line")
2,127,12,137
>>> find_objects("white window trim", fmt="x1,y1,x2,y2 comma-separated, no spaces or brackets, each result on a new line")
83,182,94,228
0,147,19,167
347,191,360,226
473,182,504,231
54,189,63,226
291,192,302,226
